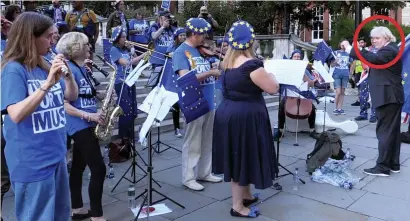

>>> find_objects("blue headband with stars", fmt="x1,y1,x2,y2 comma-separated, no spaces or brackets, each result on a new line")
185,18,211,35
227,20,255,50
174,27,186,39
110,26,126,43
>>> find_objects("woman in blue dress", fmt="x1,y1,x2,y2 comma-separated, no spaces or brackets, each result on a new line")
212,20,279,218
56,32,108,221
110,26,146,145
1,12,78,221
166,27,186,138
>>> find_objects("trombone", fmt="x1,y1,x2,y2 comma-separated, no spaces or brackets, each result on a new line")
124,41,171,61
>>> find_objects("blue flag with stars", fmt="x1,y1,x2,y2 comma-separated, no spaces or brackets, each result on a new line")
401,34,410,114
159,58,178,93
313,41,334,64
279,84,319,104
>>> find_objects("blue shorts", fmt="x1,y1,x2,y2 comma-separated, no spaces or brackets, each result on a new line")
11,160,70,221
333,75,349,89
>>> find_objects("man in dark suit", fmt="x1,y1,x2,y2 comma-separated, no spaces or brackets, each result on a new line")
342,27,404,176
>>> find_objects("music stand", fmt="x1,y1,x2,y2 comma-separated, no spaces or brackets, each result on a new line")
143,61,181,155
273,85,306,190
134,91,185,221
97,54,161,193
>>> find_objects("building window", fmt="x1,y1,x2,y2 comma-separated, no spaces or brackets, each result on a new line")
312,7,324,43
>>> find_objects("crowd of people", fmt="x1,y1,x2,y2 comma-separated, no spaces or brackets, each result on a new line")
0,0,407,220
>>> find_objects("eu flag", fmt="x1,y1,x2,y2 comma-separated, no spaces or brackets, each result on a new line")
313,41,334,64
159,58,178,93
401,34,410,115
280,84,319,104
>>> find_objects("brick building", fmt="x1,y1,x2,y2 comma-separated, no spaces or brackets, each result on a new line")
298,2,410,44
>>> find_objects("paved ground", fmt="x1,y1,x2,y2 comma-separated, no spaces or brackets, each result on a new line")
2,95,410,221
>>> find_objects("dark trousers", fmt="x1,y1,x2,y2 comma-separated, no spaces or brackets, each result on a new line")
1,124,10,221
69,127,106,217
172,103,180,130
375,103,403,171
278,99,316,129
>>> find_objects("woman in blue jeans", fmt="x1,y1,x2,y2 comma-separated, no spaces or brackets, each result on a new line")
331,41,353,115
1,12,78,221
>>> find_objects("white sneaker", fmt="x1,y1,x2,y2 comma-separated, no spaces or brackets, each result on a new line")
175,129,183,138
184,180,204,191
199,174,223,183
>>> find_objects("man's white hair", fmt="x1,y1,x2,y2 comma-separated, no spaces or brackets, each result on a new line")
55,32,89,60
370,26,397,43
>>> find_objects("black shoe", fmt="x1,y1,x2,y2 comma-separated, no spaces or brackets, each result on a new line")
363,167,390,177
309,131,318,139
230,208,259,218
351,101,360,106
243,194,259,207
390,166,400,173
354,116,368,121
400,132,410,144
72,210,92,220
369,116,377,124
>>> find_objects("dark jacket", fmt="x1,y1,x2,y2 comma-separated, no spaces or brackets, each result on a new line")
44,6,67,22
350,42,404,108
106,11,129,38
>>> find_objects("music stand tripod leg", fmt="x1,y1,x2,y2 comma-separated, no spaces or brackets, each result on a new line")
134,130,185,221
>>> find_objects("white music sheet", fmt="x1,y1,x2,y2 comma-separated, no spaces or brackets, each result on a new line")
264,59,308,86
312,60,334,83
138,85,179,144
125,62,151,87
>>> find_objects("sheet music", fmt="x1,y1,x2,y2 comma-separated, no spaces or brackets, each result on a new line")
125,62,151,87
312,60,334,83
264,59,308,86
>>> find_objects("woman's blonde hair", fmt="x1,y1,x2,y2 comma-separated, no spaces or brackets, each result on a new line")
1,12,53,72
223,45,255,70
55,32,89,60
370,26,397,43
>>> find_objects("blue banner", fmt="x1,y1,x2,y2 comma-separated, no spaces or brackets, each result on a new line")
401,34,410,114
161,0,171,10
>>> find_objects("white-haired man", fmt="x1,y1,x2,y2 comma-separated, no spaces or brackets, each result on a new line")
342,26,403,177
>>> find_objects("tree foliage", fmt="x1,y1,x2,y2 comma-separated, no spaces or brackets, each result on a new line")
330,17,410,48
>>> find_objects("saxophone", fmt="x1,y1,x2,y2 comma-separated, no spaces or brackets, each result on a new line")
94,55,124,141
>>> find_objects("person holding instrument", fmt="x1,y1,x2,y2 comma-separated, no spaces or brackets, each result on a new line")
110,26,147,146
1,12,78,221
56,32,107,221
166,27,186,138
173,18,222,191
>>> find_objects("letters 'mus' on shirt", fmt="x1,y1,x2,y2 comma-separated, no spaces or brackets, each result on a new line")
79,78,96,108
27,80,66,134
192,56,215,85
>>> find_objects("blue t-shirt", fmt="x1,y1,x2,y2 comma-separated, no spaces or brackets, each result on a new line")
110,46,130,84
1,61,67,182
0,40,6,58
173,42,217,110
333,50,353,77
64,61,97,136
129,19,149,44
149,23,174,65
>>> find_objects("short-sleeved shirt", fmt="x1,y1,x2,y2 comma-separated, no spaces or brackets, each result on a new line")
173,42,216,110
64,61,97,136
65,8,98,32
333,50,353,77
110,46,130,84
129,19,149,44
149,23,174,65
1,61,67,182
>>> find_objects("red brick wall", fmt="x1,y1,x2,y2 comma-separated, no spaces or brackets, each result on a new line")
323,9,330,41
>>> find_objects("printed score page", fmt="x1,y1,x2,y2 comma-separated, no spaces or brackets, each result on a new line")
264,59,308,86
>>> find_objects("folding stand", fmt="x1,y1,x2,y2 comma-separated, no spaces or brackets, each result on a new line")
134,129,185,220
273,85,306,190
110,65,161,192
149,124,181,154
